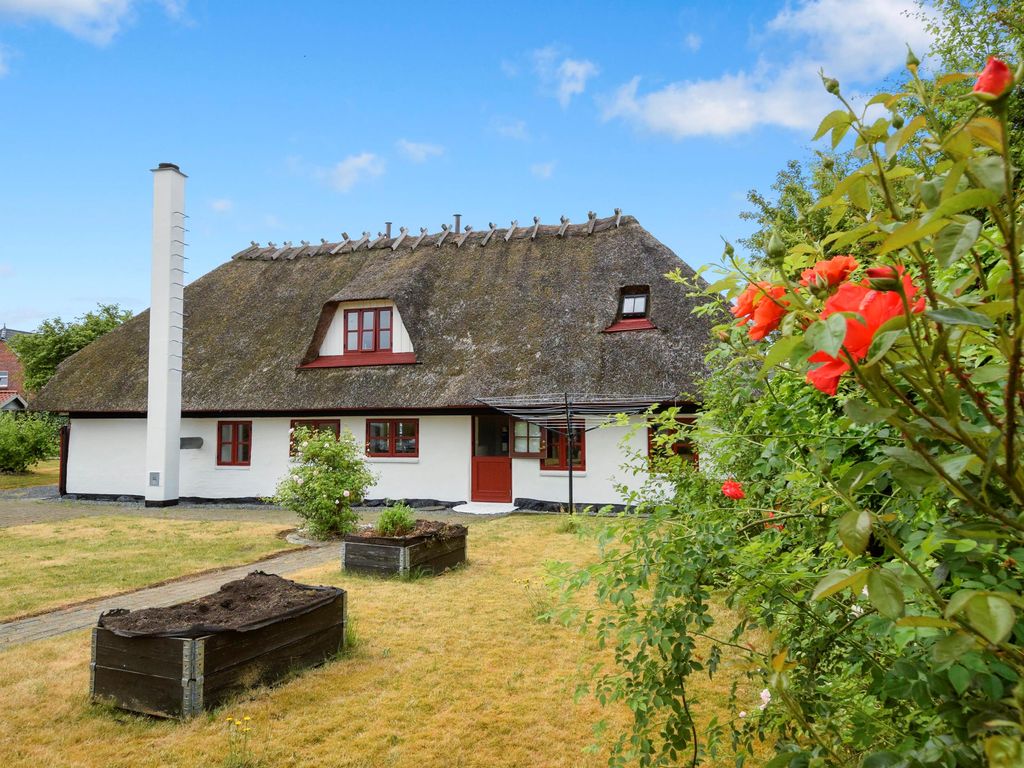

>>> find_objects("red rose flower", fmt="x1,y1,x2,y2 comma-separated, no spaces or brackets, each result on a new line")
973,57,1014,99
732,283,788,341
865,266,898,280
764,511,785,532
806,271,926,395
722,479,745,500
799,255,859,289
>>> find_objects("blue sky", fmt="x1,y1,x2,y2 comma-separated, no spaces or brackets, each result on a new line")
0,0,936,329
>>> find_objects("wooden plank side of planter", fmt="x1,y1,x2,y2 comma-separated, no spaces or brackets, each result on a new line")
343,541,403,574
201,621,346,710
408,536,467,574
92,627,191,678
202,594,346,672
90,665,193,718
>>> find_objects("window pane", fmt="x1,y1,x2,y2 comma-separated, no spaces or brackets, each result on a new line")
396,420,416,437
220,423,233,442
622,296,636,315
361,330,374,350
362,310,375,329
634,295,647,313
238,423,251,443
514,436,528,452
346,331,358,350
368,421,390,439
395,437,417,454
368,438,390,454
238,443,251,463
379,330,391,350
219,443,233,463
514,421,527,437
346,312,358,330
379,310,392,329
528,436,541,453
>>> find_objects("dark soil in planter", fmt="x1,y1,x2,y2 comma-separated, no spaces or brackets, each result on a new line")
349,519,468,541
98,572,338,638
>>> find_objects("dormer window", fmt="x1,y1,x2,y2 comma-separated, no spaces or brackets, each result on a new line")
345,308,392,353
604,286,656,333
620,291,649,319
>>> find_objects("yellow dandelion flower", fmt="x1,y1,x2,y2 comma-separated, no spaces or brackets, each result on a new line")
243,716,251,721
234,719,242,726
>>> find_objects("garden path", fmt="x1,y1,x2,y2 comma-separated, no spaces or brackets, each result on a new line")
0,543,337,648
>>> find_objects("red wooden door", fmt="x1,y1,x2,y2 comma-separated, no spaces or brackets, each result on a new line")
471,415,511,503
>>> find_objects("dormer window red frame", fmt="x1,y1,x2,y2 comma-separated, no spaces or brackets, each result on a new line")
345,308,392,353
604,285,656,333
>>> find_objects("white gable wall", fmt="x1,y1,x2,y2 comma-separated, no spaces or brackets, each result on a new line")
319,301,414,356
65,414,649,505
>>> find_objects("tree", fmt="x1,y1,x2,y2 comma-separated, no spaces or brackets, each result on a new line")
10,304,133,391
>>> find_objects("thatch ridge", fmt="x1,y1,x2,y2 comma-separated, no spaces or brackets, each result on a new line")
34,216,717,414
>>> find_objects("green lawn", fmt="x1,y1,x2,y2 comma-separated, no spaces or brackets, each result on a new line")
0,459,60,490
0,515,297,620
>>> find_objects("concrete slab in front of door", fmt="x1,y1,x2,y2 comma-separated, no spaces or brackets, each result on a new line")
452,502,518,515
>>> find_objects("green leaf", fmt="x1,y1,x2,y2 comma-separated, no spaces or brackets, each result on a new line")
896,616,957,628
847,176,871,210
843,399,895,425
971,364,1008,384
838,508,872,555
925,308,994,328
932,632,977,664
862,752,901,768
838,461,888,493
965,593,1016,644
884,115,925,160
933,218,981,267
813,110,851,141
925,188,998,221
804,313,848,358
968,156,1007,194
867,570,905,618
759,335,802,377
811,569,866,601
948,664,971,695
876,217,949,255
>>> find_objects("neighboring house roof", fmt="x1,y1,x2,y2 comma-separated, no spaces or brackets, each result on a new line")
0,392,27,411
33,214,718,414
0,326,32,342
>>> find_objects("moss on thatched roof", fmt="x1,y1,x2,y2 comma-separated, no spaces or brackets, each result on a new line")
34,215,717,414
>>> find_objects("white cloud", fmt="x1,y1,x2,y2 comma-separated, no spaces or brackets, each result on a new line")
500,58,519,77
396,139,444,163
210,198,233,213
532,46,599,107
0,0,187,45
683,33,701,52
492,117,528,141
530,161,555,180
324,152,385,192
603,0,933,140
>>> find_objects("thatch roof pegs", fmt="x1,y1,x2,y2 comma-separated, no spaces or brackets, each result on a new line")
436,223,451,247
505,220,518,242
391,226,408,251
370,231,388,249
481,222,498,246
329,232,351,255
456,224,473,248
530,216,540,240
350,232,370,251
411,227,428,251
586,211,597,235
614,208,622,227
557,216,570,237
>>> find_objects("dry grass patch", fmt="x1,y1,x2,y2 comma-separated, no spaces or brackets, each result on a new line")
0,515,762,767
0,515,296,620
0,459,60,490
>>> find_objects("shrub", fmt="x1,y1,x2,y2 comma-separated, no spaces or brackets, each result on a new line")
273,427,376,538
376,503,416,536
0,413,57,473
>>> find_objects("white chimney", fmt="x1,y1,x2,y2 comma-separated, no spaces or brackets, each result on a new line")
145,163,186,507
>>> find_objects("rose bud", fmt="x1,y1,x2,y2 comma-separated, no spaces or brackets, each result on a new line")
866,265,901,291
823,76,840,95
973,57,1014,101
766,231,786,265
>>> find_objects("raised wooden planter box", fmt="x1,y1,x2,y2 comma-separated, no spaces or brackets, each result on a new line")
342,531,467,576
90,586,346,718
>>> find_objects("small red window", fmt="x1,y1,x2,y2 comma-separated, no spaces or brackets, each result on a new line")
345,308,393,353
289,419,341,455
366,418,419,457
512,419,544,457
540,425,585,471
217,421,252,466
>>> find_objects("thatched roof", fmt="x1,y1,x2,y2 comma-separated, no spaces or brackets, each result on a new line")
34,214,716,414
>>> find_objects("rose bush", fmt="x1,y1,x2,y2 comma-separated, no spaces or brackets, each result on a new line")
556,50,1024,768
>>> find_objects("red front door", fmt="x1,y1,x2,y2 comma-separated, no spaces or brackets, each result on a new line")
471,415,511,502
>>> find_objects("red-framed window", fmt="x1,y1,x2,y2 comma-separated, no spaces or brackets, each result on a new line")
289,419,341,455
345,308,393,353
648,417,698,467
366,418,419,457
217,421,252,466
541,425,586,471
511,419,544,457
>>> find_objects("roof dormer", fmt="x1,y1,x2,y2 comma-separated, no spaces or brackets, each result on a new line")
603,285,657,333
300,299,417,368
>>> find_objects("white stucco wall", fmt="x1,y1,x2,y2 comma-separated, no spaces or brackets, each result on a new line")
67,414,651,505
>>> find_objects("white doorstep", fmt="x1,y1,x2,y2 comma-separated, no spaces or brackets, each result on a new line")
452,501,518,515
